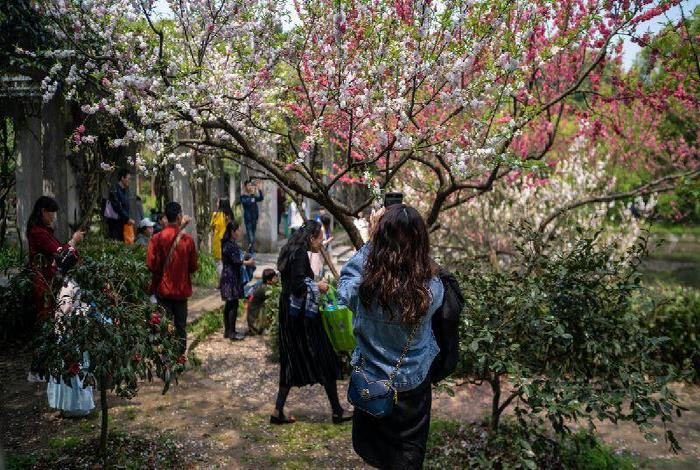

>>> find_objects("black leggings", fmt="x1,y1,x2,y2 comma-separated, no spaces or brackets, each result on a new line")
275,381,343,416
223,300,239,338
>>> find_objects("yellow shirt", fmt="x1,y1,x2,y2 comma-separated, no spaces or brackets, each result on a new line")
210,211,227,260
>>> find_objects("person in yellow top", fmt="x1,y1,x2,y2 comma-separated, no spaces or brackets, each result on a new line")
211,198,233,276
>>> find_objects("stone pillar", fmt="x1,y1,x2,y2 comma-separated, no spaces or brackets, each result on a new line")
14,108,43,246
41,95,70,240
171,152,198,245
253,179,278,252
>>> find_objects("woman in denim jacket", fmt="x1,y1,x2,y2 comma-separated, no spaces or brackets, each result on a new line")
338,204,444,469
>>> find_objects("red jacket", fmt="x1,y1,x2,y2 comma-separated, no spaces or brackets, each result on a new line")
146,224,198,300
27,224,71,319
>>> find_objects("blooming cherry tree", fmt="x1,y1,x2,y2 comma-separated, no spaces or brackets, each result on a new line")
28,0,697,247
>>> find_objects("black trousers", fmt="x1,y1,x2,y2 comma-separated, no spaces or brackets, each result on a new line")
157,297,188,354
223,299,239,338
352,377,432,470
107,219,125,241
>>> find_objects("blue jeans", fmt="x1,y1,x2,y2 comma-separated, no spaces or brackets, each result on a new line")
245,219,257,251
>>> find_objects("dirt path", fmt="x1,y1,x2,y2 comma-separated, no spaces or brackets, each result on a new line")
3,313,700,469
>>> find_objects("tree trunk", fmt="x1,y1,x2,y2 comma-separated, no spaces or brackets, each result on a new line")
334,211,364,250
100,386,109,462
491,374,501,432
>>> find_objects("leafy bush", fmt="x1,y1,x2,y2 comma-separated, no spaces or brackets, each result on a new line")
33,235,184,459
654,179,700,224
425,419,635,470
637,284,700,382
0,243,24,270
0,266,34,340
458,224,682,450
265,283,282,362
193,251,217,287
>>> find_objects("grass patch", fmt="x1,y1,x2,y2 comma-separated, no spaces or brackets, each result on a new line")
650,224,700,238
122,405,139,421
5,431,186,470
48,435,81,451
186,306,227,353
240,413,353,469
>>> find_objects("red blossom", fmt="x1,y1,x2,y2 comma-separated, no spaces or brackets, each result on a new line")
68,362,81,376
149,313,161,325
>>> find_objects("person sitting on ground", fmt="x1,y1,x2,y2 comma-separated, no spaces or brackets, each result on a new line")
220,221,256,341
146,202,198,354
135,218,156,247
152,211,168,234
246,268,278,335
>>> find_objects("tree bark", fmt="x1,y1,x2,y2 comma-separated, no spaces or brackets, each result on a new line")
100,386,109,462
491,374,501,432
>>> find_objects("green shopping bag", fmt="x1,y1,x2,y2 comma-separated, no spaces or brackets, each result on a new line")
320,286,356,353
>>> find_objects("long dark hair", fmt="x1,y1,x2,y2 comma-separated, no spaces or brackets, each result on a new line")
359,204,434,324
218,198,233,219
277,220,321,272
222,221,240,244
27,196,59,232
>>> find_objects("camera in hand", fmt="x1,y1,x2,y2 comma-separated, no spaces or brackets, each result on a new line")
383,192,403,207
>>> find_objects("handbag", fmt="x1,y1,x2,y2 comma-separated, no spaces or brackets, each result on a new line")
103,199,118,220
320,286,355,353
347,320,422,418
123,223,135,244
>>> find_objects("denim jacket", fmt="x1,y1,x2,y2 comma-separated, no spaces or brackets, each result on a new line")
337,244,444,392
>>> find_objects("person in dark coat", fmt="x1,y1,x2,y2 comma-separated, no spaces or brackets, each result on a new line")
239,178,263,252
107,169,135,241
271,220,352,425
219,221,256,340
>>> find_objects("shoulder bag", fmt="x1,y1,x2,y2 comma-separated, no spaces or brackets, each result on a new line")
347,320,422,418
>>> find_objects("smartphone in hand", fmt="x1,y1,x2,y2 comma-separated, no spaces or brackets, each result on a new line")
383,192,403,207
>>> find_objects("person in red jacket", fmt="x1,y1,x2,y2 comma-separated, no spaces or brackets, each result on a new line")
146,201,198,353
27,196,84,322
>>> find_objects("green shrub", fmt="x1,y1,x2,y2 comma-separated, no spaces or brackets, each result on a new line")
33,235,184,458
638,284,700,382
426,419,636,470
265,283,282,362
193,251,218,287
0,243,24,270
561,431,636,470
0,266,34,340
458,224,682,450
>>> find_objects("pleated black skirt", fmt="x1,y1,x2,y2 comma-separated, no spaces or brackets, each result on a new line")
278,291,341,388
352,377,432,469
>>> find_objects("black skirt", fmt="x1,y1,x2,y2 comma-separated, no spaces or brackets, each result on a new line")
278,291,341,388
352,377,432,470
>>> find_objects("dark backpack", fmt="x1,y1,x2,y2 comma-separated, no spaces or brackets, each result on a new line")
430,267,465,384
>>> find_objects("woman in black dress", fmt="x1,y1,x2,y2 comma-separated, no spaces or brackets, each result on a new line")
271,220,352,424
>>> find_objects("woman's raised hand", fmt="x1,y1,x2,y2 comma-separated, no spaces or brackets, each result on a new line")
368,207,385,240
317,280,329,293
